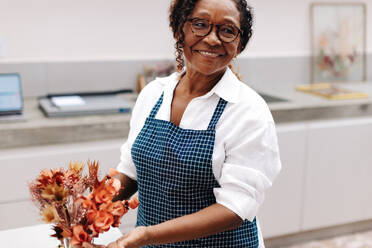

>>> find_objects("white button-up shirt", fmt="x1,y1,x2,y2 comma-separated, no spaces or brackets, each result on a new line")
117,67,281,245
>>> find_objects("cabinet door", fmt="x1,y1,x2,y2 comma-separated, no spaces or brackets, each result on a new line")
303,117,372,230
0,201,42,231
258,123,308,238
0,139,126,230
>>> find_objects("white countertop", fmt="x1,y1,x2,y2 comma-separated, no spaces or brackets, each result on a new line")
259,82,372,111
1,83,372,149
0,224,123,248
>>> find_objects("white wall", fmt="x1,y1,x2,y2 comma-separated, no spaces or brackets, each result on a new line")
0,0,173,61
0,0,370,61
249,0,371,57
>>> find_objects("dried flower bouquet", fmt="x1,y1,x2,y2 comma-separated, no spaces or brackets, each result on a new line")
29,161,139,247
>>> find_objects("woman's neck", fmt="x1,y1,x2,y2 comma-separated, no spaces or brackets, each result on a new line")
178,67,226,98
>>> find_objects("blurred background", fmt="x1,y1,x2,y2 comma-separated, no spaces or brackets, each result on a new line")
0,0,371,247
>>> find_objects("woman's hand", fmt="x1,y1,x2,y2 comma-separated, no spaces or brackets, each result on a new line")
72,242,105,248
106,226,150,248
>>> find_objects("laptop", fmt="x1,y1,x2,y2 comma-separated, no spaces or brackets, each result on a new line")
0,73,26,122
38,91,132,117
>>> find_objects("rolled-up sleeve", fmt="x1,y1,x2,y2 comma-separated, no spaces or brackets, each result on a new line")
117,141,137,180
116,87,145,181
214,121,281,221
116,100,139,181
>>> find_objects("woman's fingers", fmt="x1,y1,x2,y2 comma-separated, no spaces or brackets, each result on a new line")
104,226,148,248
74,242,105,248
106,240,119,248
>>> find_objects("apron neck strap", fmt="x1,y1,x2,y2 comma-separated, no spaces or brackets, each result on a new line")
148,93,164,119
149,93,227,130
207,98,228,130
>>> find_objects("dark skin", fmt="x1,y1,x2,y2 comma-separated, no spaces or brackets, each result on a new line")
99,0,244,247
171,0,241,127
170,71,224,127
113,173,138,202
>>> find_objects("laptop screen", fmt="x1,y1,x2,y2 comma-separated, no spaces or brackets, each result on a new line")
0,73,23,114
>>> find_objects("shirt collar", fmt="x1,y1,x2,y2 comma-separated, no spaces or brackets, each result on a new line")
209,67,240,103
158,67,241,104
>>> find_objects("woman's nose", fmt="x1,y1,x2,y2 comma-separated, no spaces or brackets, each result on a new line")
203,27,222,46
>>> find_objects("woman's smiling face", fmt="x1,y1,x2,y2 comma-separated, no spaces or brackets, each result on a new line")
182,0,241,76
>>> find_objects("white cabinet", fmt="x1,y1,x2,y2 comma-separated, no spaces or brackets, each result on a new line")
260,117,372,237
259,123,308,238
302,117,372,230
0,139,140,231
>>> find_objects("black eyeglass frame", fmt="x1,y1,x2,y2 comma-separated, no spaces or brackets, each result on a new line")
186,18,242,43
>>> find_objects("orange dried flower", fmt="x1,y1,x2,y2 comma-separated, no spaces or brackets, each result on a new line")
108,168,120,178
93,210,114,233
37,169,53,187
51,169,65,186
51,224,72,239
87,223,99,238
112,216,122,228
41,183,68,202
37,169,66,187
76,196,97,211
88,160,99,187
41,204,61,223
30,161,133,247
94,188,113,204
71,225,92,246
128,196,140,209
69,161,84,173
100,201,127,217
86,209,98,223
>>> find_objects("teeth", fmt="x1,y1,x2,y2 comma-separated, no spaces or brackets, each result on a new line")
198,51,220,57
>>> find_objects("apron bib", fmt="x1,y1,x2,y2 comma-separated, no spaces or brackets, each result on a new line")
131,93,259,247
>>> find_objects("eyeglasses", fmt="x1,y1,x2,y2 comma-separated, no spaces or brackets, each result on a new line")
187,18,241,43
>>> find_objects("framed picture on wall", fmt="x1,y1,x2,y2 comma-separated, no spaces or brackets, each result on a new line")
310,3,367,83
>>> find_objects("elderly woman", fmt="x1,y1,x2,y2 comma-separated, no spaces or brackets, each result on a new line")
106,0,281,247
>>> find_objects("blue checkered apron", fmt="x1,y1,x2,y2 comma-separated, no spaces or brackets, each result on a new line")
131,93,259,247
